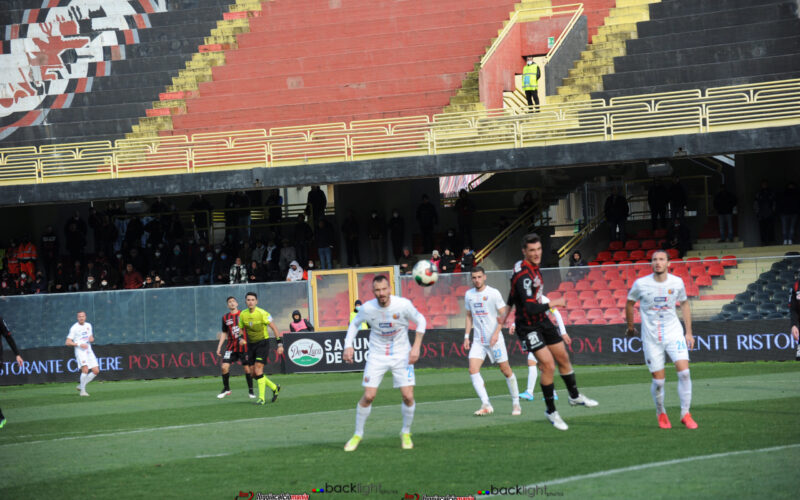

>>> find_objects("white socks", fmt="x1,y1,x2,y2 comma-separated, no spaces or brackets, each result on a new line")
354,403,371,437
79,373,87,391
506,374,520,405
86,372,96,385
401,402,415,434
677,369,692,418
527,365,538,394
470,373,490,406
651,378,665,414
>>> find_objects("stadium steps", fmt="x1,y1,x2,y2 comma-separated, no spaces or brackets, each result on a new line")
593,0,800,100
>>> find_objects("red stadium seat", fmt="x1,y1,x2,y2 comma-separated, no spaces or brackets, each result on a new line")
608,279,626,290
588,261,601,266
615,297,627,308
685,257,701,263
557,281,575,292
707,264,724,277
578,290,595,301
564,291,579,302
586,308,603,319
582,298,601,309
685,284,700,296
703,256,721,264
608,241,624,251
612,251,629,261
624,240,640,250
636,229,653,239
695,275,713,287
607,316,625,325
613,289,628,300
547,291,562,300
587,269,604,281
596,289,613,300
653,229,667,238
645,249,656,259
568,309,586,321
721,255,738,267
573,318,591,325
603,307,622,319
597,251,612,262
566,299,582,310
641,239,657,250
431,315,449,328
575,280,592,291
666,248,679,260
591,318,607,325
603,269,621,281
591,280,608,290
599,297,616,308
617,260,633,266
629,250,646,260
690,266,707,277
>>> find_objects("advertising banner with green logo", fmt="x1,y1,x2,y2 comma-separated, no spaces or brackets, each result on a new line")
283,331,371,373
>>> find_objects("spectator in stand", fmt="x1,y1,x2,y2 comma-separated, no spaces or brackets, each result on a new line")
214,251,232,285
647,178,669,230
439,248,458,273
150,246,168,278
248,260,265,283
430,250,441,271
16,273,31,295
263,239,279,281
307,186,327,226
604,187,629,242
444,228,460,257
668,176,688,222
32,271,47,294
144,216,164,249
389,209,405,264
367,210,386,266
778,182,800,245
67,261,83,292
189,194,213,241
416,194,438,253
305,260,315,279
341,210,361,267
349,300,368,330
64,222,86,265
265,190,283,236
251,240,267,265
461,247,475,274
84,275,99,292
198,251,215,285
754,179,777,245
124,216,144,249
0,273,18,296
40,225,58,280
278,238,297,279
229,257,248,284
713,183,738,243
293,214,313,268
123,263,144,289
454,189,477,249
16,235,37,280
52,262,67,293
398,247,417,276
88,207,103,254
286,260,304,282
4,239,18,278
566,250,588,283
289,310,315,333
315,218,335,270
665,218,692,258
165,207,185,243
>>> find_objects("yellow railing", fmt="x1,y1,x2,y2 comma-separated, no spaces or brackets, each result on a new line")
557,212,604,259
474,202,547,263
2,79,799,186
480,3,585,68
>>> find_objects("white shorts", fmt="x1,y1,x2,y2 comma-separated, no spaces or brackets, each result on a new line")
362,353,415,388
643,335,689,373
468,339,509,364
76,347,99,370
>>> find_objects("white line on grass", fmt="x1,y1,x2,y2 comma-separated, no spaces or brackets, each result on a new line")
0,397,478,448
195,453,232,459
490,443,800,496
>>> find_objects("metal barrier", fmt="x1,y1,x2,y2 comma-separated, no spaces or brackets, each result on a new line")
1,79,799,186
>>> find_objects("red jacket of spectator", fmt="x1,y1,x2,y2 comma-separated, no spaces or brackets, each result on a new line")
123,270,144,289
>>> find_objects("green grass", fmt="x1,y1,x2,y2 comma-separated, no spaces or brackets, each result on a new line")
1,362,799,499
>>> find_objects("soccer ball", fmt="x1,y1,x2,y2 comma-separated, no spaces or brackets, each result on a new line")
412,260,439,287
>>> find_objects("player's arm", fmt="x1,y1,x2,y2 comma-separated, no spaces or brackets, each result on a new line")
1,319,23,366
463,309,472,350
515,277,550,315
216,331,227,356
88,327,94,344
490,305,508,346
238,315,247,346
343,310,364,363
543,297,570,345
408,304,427,365
269,320,283,354
681,299,694,349
625,300,638,337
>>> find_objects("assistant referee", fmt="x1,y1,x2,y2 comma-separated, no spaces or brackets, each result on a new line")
238,292,282,405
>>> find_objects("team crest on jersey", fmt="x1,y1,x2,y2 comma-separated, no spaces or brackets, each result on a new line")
393,313,399,319
483,296,488,301
363,376,370,383
249,321,253,327
667,289,674,295
533,276,542,289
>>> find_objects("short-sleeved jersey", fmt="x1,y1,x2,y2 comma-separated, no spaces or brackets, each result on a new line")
68,321,94,355
238,307,273,343
507,259,553,331
628,273,687,342
465,285,506,344
222,310,246,352
346,296,425,357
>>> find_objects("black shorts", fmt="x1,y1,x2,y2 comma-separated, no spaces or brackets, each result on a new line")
222,350,248,365
246,340,270,366
517,324,562,353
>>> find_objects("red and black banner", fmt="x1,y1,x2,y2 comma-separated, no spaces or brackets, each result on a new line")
2,320,797,384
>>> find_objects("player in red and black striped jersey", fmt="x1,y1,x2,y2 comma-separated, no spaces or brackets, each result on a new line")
1,316,24,428
215,297,254,399
503,233,598,431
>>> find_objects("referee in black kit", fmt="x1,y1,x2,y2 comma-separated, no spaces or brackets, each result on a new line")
1,316,24,429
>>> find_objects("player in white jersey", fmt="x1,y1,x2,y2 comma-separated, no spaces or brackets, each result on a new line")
626,249,697,430
66,311,100,396
343,275,427,451
463,267,521,416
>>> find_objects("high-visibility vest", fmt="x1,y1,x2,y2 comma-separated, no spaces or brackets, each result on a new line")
522,64,540,91
17,242,37,261
349,311,368,330
6,247,19,274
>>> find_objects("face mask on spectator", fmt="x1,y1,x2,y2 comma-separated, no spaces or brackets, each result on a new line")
116,253,123,259
20,273,27,280
101,280,108,286
221,254,227,260
199,246,205,252
155,251,161,257
207,255,213,262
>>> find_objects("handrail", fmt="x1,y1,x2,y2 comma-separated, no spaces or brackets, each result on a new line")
481,3,585,67
474,202,547,263
1,78,799,186
557,212,605,259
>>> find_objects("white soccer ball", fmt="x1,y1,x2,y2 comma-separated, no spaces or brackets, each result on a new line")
412,260,439,287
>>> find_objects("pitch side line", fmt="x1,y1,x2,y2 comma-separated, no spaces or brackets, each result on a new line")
0,397,479,447
490,443,800,496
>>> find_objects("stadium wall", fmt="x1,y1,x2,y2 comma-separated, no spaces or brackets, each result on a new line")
2,324,797,385
544,15,587,97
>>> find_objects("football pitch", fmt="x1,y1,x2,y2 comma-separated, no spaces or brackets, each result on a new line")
1,361,799,499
